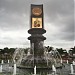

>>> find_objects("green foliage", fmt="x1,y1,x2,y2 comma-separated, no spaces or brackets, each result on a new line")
71,46,75,53
56,48,64,55
0,47,15,54
9,48,15,54
45,46,53,52
48,46,53,52
24,48,30,54
0,47,15,60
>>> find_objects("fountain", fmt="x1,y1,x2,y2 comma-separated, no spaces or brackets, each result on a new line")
12,4,62,75
0,4,74,75
13,48,25,65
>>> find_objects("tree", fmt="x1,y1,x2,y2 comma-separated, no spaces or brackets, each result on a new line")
0,49,3,54
71,46,75,53
48,46,53,52
56,48,64,55
4,47,9,53
9,48,15,54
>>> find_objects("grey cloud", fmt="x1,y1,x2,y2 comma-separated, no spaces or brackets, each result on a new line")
0,0,74,48
44,0,74,41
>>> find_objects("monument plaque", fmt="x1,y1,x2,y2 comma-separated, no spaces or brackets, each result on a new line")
32,18,42,28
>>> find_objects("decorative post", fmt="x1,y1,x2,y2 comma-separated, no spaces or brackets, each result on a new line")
13,60,16,75
34,65,36,75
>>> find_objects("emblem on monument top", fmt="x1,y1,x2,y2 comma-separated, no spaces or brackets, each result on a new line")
32,7,42,16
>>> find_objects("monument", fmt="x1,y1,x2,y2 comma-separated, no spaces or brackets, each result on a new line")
28,4,46,67
13,5,61,74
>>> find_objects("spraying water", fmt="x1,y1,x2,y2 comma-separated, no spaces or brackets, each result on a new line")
12,48,61,70
34,66,36,75
70,64,74,74
13,63,16,75
8,60,9,64
73,61,75,65
67,60,68,64
60,59,62,64
0,65,2,72
1,60,4,64
52,64,56,74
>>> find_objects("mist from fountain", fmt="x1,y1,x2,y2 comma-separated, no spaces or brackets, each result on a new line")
12,47,61,68
73,61,75,65
67,60,68,64
60,59,63,64
8,60,9,64
13,48,25,65
1,60,4,64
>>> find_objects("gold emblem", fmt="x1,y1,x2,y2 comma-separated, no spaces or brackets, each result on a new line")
32,7,42,16
32,18,42,28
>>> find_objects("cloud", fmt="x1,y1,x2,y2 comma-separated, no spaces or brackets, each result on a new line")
0,0,74,49
0,30,30,48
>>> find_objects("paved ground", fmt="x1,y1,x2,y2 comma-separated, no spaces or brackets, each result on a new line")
0,63,75,75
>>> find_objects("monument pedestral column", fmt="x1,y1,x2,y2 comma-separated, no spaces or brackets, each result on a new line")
30,35,45,56
28,4,46,67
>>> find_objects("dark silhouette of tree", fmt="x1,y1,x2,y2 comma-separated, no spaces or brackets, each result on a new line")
9,48,15,54
4,47,9,53
45,46,53,52
71,46,75,53
48,46,53,52
0,49,3,54
56,48,64,55
24,48,29,54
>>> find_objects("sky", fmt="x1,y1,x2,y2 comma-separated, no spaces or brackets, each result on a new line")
0,0,74,50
